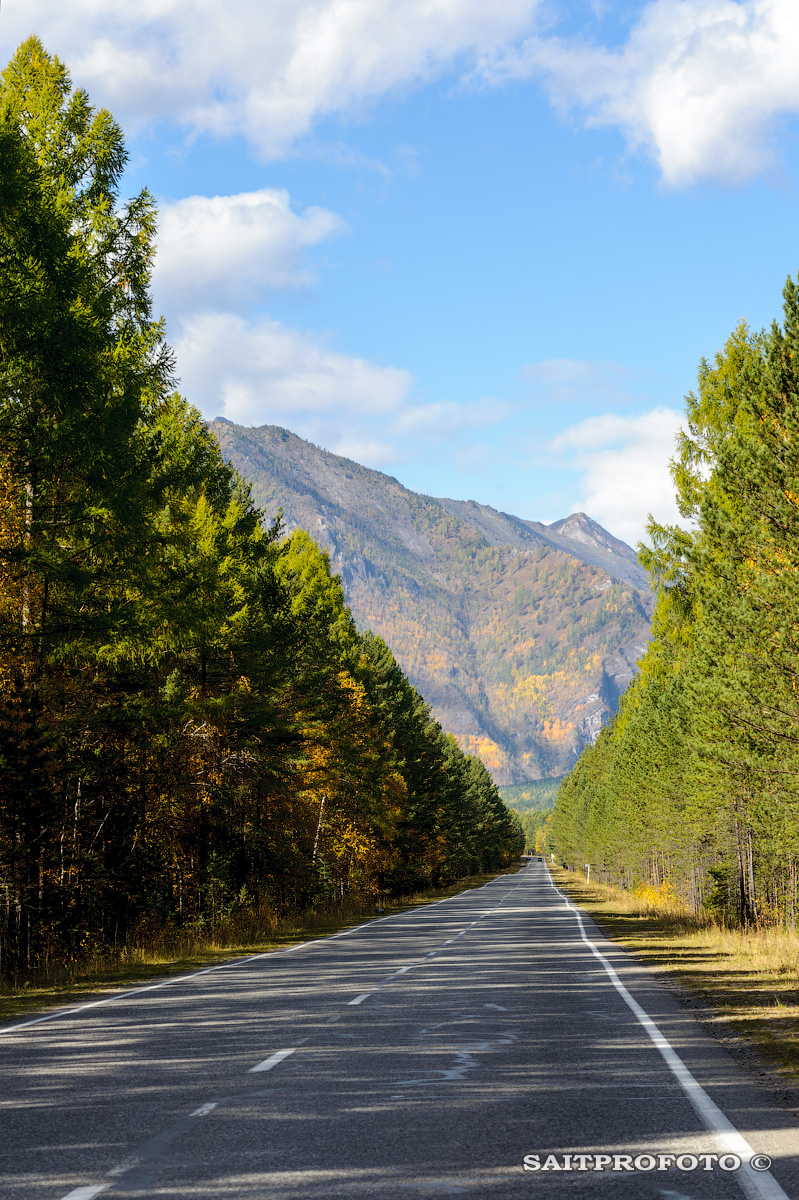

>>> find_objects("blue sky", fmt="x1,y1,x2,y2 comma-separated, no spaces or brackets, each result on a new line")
5,1,799,545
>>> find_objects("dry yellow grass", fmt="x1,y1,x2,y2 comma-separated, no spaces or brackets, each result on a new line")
552,867,799,1097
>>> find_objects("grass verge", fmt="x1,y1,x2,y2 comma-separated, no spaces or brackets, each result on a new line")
552,867,799,1109
0,864,521,1025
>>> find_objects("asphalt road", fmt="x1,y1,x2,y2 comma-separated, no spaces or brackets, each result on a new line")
1,860,797,1200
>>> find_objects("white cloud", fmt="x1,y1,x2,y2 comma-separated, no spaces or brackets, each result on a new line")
323,434,401,466
453,442,502,474
173,311,413,428
171,309,515,466
148,186,428,455
11,0,541,158
522,358,637,404
7,0,799,183
482,0,799,184
153,189,346,311
550,406,685,545
146,182,512,459
391,397,512,436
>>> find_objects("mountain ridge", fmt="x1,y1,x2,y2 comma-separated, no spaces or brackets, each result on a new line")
433,498,647,590
211,420,653,783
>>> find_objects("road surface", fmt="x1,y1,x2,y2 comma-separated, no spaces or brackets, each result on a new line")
1,861,797,1199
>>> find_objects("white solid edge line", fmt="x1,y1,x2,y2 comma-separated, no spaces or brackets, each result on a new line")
550,871,789,1200
60,1187,110,1200
249,1047,297,1074
347,992,373,1005
2,866,528,1037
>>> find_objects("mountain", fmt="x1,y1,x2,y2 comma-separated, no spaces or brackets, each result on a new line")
432,500,647,590
210,420,653,784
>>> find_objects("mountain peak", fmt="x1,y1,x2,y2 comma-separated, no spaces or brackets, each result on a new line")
547,512,640,563
210,420,653,784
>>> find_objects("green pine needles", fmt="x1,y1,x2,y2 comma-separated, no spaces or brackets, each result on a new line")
552,298,799,928
0,39,522,985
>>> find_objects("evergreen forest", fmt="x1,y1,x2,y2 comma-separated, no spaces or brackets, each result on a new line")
0,39,522,984
552,290,799,928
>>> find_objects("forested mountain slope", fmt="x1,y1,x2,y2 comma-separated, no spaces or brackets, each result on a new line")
210,421,654,782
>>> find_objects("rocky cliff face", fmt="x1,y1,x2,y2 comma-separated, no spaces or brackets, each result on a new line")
211,420,654,783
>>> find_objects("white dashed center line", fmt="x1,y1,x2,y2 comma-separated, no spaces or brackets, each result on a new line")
190,1101,218,1117
249,1047,298,1073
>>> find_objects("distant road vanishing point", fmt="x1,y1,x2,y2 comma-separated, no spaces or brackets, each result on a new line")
1,862,797,1199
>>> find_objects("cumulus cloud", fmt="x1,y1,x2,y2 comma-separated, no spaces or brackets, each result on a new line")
172,311,413,429
550,407,686,545
170,308,514,464
6,0,799,182
482,0,799,184
148,185,417,453
147,183,513,457
153,189,346,311
9,0,541,157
